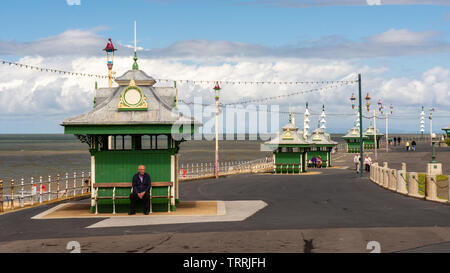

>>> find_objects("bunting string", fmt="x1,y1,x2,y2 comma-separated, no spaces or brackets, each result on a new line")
0,59,110,79
0,59,357,86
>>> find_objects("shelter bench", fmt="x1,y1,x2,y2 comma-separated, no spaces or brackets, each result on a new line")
92,182,173,214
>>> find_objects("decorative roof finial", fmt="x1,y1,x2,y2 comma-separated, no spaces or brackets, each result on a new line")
93,81,98,108
132,21,139,70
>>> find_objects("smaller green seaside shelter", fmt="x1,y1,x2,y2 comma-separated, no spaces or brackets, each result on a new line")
264,115,311,174
342,126,369,153
443,124,450,138
363,124,383,150
306,126,338,167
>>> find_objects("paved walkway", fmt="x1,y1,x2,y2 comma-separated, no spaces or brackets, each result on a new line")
333,142,450,174
2,167,450,252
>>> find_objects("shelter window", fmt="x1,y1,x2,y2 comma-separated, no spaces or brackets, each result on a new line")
157,135,168,149
115,136,123,150
124,135,132,150
141,135,151,150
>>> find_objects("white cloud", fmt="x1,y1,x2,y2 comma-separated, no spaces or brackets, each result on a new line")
143,29,450,60
368,29,437,44
0,29,104,57
66,0,81,6
1,28,448,60
0,55,448,132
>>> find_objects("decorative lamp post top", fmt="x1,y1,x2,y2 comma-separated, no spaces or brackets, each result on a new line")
365,93,371,112
214,82,221,101
103,38,117,52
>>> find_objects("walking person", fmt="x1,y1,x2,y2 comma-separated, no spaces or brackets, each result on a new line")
411,140,416,151
405,141,410,151
364,155,372,173
398,137,401,145
393,137,397,146
353,154,360,173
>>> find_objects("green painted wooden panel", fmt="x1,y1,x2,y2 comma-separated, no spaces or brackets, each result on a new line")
95,150,171,183
93,150,173,213
275,152,301,164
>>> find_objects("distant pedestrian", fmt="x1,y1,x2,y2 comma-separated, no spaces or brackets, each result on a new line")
364,155,372,172
354,154,360,173
411,140,416,151
405,141,410,151
398,137,401,145
393,137,397,146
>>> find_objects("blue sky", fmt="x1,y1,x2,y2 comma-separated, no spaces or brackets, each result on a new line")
0,0,449,133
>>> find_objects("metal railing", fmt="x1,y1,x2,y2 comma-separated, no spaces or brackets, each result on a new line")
179,157,273,180
1,171,91,212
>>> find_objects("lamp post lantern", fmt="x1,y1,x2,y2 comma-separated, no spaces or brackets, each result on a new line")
214,82,221,179
350,93,356,110
103,38,117,88
365,93,371,112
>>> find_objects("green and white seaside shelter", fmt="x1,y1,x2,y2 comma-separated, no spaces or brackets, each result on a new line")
264,105,337,173
342,126,369,153
443,124,450,138
306,127,338,167
363,124,383,150
264,118,311,174
62,61,200,213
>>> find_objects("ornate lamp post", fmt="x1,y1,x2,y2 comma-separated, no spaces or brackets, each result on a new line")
386,104,393,152
431,133,437,163
103,38,117,88
320,105,326,129
420,106,425,136
429,107,435,146
214,82,221,179
303,102,310,138
365,93,371,112
350,93,356,110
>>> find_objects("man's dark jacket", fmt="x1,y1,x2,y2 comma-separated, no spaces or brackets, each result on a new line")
132,173,151,194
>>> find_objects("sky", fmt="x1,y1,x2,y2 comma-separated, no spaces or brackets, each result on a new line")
0,0,449,134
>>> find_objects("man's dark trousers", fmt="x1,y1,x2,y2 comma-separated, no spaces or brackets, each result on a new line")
129,192,150,213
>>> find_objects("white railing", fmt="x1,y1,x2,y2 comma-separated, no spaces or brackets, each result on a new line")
179,157,273,181
0,171,91,212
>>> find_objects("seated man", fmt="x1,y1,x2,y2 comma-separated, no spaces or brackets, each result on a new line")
129,164,151,215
